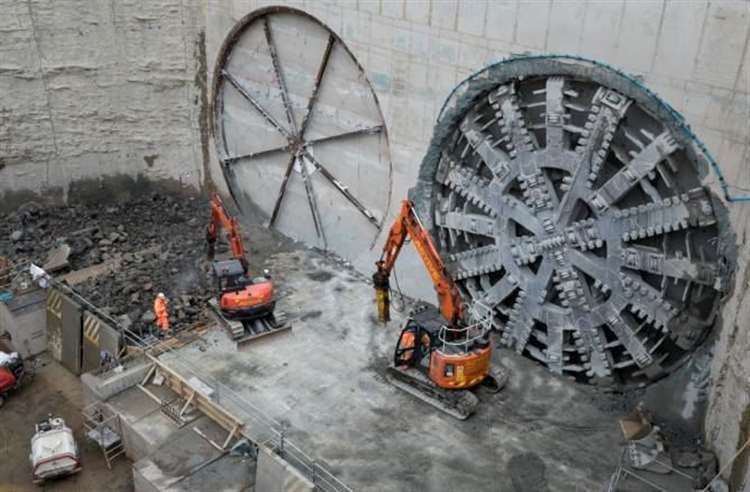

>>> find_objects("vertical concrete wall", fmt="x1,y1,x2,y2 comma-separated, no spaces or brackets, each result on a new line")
1,0,748,485
708,201,750,490
206,0,749,301
206,1,749,485
0,0,208,210
0,288,47,357
255,445,314,492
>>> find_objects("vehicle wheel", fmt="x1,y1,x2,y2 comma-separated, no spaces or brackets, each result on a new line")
0,395,5,408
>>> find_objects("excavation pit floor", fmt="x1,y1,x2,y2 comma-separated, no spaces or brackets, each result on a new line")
159,248,627,492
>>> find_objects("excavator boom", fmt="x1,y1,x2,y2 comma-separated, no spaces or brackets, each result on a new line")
374,200,463,324
207,192,246,265
372,199,502,418
205,193,281,336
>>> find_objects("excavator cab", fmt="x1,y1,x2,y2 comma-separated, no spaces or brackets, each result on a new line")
372,199,507,418
393,321,434,369
396,306,493,390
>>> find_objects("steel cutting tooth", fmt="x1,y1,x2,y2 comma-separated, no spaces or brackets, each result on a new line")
436,211,496,237
443,166,498,217
490,86,535,155
590,131,679,212
621,245,719,286
577,88,631,188
615,188,716,242
503,291,536,353
425,65,730,389
545,77,567,152
446,245,504,280
595,305,653,368
459,116,514,180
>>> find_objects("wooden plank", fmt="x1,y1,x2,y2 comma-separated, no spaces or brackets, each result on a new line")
143,354,245,434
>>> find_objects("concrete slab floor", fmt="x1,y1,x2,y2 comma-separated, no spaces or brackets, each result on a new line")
161,249,629,492
133,415,253,491
0,355,133,492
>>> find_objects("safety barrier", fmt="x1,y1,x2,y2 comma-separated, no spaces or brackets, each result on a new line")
436,301,493,354
159,354,352,492
75,292,353,492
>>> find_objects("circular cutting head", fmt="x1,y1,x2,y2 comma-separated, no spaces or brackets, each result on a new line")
212,7,392,253
414,56,735,389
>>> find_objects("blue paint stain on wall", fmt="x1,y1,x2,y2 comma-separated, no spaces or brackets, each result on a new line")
371,72,392,91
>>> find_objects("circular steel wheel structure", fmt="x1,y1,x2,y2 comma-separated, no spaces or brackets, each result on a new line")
414,57,734,388
212,7,391,253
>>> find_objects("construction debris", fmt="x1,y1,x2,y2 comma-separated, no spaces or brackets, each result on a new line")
0,193,218,334
42,243,71,273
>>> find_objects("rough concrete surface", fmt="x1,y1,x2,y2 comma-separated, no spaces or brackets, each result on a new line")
0,0,206,209
707,203,750,491
162,248,628,491
0,0,748,487
0,355,133,492
132,415,252,491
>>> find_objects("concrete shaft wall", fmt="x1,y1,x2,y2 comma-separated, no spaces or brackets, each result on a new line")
0,0,207,209
1,0,749,485
204,0,750,299
210,1,748,486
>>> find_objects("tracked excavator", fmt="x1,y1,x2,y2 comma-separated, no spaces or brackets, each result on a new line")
206,193,288,343
373,200,506,419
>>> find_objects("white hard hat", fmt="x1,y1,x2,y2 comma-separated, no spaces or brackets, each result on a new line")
157,292,166,299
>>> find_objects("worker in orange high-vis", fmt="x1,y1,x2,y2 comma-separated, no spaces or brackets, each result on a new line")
154,293,170,337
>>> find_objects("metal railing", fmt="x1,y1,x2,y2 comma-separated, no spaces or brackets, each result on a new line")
160,354,351,492
43,266,351,491
0,258,32,298
436,301,493,354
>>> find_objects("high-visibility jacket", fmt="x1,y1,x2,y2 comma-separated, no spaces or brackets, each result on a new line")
154,297,169,330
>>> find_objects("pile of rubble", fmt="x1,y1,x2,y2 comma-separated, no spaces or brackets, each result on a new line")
0,193,215,334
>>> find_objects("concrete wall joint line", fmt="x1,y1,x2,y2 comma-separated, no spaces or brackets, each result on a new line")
24,0,59,190
648,0,668,73
690,0,711,83
732,15,750,92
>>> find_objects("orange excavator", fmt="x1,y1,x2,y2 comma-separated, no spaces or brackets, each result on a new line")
373,200,503,419
207,193,288,342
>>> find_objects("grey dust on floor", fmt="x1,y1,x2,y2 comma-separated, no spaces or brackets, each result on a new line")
161,248,626,492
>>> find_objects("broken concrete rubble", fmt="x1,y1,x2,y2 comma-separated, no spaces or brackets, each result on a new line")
1,193,213,334
42,243,71,273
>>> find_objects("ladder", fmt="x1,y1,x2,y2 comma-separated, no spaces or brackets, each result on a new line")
82,401,126,469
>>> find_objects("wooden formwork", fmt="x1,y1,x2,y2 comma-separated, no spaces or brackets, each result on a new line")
138,353,244,451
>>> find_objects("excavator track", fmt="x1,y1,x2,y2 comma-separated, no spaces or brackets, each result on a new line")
386,365,478,420
208,299,290,344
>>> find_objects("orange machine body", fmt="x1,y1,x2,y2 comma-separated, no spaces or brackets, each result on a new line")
218,279,275,318
207,193,275,320
394,318,492,390
376,200,492,391
428,346,492,389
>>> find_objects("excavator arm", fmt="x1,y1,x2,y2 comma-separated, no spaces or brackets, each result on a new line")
373,200,463,325
206,193,247,269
